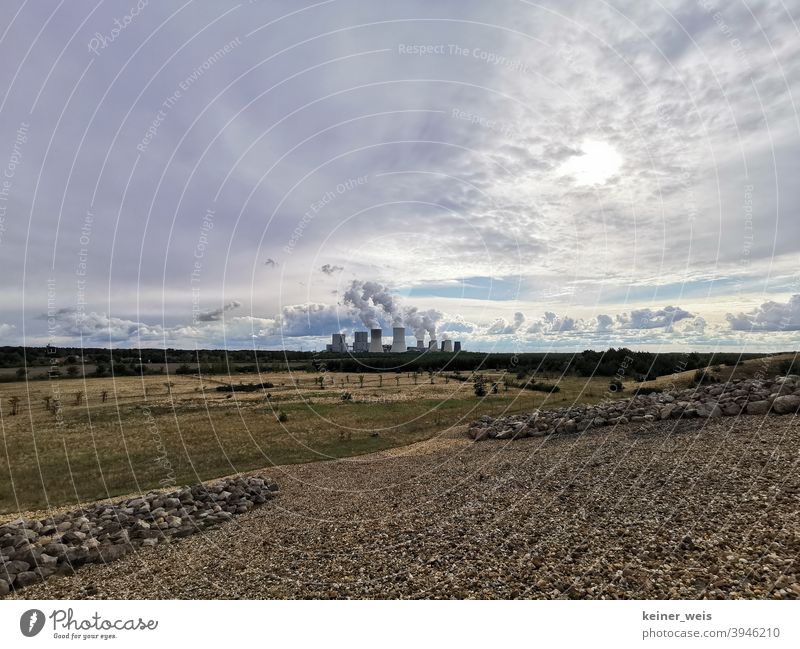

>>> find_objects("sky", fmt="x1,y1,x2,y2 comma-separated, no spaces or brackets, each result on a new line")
0,0,798,353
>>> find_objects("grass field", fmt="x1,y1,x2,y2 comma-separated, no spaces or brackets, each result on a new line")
0,369,626,513
638,352,797,389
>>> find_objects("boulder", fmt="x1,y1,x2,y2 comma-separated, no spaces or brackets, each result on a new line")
659,405,676,420
14,571,40,588
2,559,30,574
772,395,800,414
746,400,770,415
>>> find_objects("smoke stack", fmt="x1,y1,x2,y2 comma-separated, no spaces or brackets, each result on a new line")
416,339,425,351
369,328,383,353
390,327,406,353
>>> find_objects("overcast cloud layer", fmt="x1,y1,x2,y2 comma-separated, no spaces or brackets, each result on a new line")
0,0,798,352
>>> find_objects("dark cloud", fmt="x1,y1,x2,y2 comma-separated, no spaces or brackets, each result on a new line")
196,301,242,322
320,264,343,275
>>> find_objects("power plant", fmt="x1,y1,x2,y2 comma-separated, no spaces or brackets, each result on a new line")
325,327,460,354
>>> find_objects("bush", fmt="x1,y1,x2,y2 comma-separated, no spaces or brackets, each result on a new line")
215,382,274,393
608,378,623,393
692,369,719,386
524,381,560,393
473,376,487,397
277,411,288,422
341,392,352,401
633,386,663,396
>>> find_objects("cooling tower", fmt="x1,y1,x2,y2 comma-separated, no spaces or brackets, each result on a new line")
331,333,347,353
416,339,425,351
390,327,406,353
428,340,437,350
453,341,462,352
353,331,369,353
369,328,383,352
442,340,453,352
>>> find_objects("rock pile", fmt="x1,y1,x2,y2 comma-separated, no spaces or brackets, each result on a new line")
0,476,278,596
469,375,800,441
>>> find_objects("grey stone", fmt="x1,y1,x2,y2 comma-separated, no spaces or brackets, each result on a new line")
43,542,69,557
3,559,30,574
772,394,800,414
746,400,770,415
14,571,40,588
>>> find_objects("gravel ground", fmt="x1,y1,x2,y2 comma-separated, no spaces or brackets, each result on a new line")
10,415,799,599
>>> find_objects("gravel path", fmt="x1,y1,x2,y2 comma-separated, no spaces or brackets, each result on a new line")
10,415,799,599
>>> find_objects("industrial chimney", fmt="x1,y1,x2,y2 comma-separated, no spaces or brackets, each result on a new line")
368,328,383,353
390,327,406,353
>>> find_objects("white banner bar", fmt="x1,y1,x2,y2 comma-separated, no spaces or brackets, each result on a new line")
1,600,796,648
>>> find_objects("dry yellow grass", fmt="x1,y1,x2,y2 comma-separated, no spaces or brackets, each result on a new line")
0,370,622,513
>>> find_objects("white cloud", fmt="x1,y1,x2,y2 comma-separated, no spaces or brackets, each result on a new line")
617,306,694,330
726,294,800,331
487,311,525,335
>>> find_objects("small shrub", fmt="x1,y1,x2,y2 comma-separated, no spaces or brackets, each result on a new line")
634,386,663,396
341,392,353,401
215,382,274,393
692,369,719,386
608,378,623,393
473,375,487,397
523,381,560,393
8,396,20,415
277,411,288,423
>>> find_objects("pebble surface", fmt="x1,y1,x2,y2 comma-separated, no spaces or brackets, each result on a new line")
7,413,798,599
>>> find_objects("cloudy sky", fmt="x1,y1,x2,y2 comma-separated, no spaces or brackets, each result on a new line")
0,0,798,352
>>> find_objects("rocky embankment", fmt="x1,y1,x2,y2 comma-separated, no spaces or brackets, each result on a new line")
469,375,800,440
0,476,278,596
